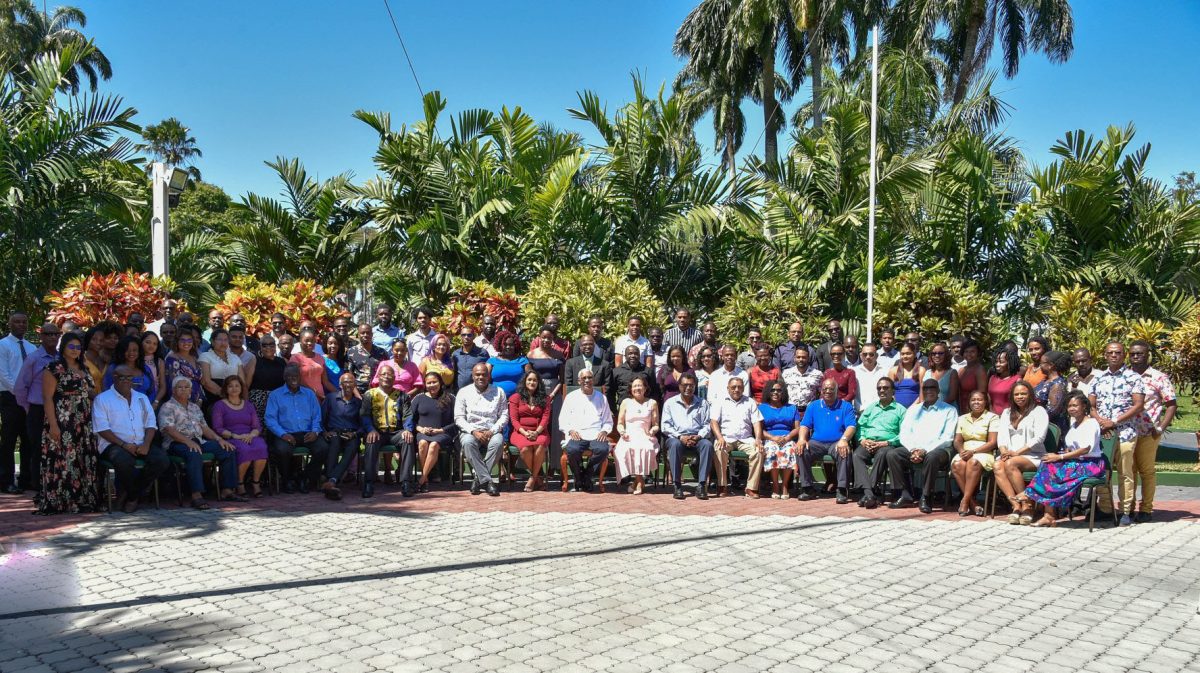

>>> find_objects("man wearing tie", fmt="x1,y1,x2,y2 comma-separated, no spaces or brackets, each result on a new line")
14,323,62,492
0,312,38,493
564,335,612,395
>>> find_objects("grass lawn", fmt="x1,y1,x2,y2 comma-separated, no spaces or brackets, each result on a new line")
1171,394,1200,432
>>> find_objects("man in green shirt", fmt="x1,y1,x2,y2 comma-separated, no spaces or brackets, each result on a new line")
852,376,906,509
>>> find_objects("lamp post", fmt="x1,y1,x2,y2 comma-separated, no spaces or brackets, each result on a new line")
150,163,188,279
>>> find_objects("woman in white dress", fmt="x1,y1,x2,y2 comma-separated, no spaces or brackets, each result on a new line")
613,377,659,495
994,380,1049,525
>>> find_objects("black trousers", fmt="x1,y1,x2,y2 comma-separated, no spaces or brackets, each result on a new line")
22,403,44,490
884,446,950,499
0,391,25,488
852,443,897,499
363,430,414,485
564,439,610,485
101,444,170,498
268,433,330,485
325,432,361,484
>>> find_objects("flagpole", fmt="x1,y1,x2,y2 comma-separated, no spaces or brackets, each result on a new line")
866,26,879,343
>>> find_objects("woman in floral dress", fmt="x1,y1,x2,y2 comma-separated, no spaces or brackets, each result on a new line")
34,332,99,515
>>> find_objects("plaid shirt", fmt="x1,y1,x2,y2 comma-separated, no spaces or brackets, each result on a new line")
1091,366,1147,442
1135,367,1176,435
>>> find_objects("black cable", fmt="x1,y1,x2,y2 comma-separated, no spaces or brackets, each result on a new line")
381,0,426,100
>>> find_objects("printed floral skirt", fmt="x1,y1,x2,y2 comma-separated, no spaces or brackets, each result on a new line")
763,440,797,471
1024,457,1105,509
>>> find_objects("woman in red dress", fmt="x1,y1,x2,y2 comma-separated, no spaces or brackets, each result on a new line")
508,370,551,491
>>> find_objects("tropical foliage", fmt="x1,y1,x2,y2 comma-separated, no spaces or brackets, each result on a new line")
433,280,520,336
872,267,1000,349
0,41,142,319
519,266,666,339
45,271,175,328
212,276,344,335
136,117,203,181
713,286,828,347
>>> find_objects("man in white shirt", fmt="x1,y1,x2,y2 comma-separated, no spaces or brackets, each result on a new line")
852,344,887,411
710,377,764,497
0,311,37,493
707,345,750,406
94,365,169,512
144,298,178,337
559,369,613,492
453,363,508,496
888,379,959,513
613,316,652,369
949,335,967,372
405,306,438,362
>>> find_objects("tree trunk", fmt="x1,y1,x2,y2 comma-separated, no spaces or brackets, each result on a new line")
725,125,738,198
811,33,824,131
951,0,987,105
761,44,779,166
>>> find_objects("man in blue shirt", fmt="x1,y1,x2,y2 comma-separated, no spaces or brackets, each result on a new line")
451,325,489,393
661,373,714,500
797,378,857,503
265,363,329,494
371,305,405,352
888,378,959,512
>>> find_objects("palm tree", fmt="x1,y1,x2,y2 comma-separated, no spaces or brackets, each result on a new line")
675,0,806,167
0,44,142,315
890,0,1074,105
224,157,380,290
137,117,203,181
802,0,885,131
0,0,111,93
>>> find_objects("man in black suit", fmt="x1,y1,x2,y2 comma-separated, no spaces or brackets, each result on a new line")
565,335,612,395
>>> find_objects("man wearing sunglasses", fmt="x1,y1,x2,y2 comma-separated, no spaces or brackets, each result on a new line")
94,365,168,512
13,324,62,491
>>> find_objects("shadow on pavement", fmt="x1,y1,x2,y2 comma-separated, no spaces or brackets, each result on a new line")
0,517,858,621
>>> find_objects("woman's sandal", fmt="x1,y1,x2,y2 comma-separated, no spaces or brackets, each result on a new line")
523,480,535,493
1018,514,1034,525
225,492,250,503
250,480,264,498
1032,516,1057,527
974,506,985,517
190,499,211,511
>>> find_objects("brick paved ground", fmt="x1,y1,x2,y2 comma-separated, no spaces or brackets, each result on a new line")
1,482,1199,672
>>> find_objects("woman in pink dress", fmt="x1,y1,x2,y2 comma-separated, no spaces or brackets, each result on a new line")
613,377,659,495
211,376,269,498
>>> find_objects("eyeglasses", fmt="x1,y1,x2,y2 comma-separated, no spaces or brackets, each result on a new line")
64,344,82,351
876,385,892,391
113,375,134,382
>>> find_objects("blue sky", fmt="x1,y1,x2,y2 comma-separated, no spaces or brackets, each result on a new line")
75,0,1199,199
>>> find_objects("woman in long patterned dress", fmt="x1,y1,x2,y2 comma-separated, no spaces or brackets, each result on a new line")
34,332,98,515
612,377,659,495
1023,391,1108,527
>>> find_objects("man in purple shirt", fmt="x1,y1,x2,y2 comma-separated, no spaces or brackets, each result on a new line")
14,323,61,491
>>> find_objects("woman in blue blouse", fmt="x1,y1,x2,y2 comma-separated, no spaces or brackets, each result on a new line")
486,330,531,397
759,379,801,499
102,335,160,407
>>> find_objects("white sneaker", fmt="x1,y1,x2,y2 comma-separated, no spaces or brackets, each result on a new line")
1119,514,1132,527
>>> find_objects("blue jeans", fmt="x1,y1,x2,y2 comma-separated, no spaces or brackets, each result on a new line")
168,440,238,494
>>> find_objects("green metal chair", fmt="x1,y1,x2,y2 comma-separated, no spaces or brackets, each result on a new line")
1067,433,1121,532
169,452,220,505
268,446,309,495
99,457,160,512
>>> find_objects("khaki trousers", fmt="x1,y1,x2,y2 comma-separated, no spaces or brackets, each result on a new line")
714,439,763,492
1115,435,1160,514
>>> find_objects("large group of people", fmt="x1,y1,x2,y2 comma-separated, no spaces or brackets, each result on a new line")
0,302,1177,528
